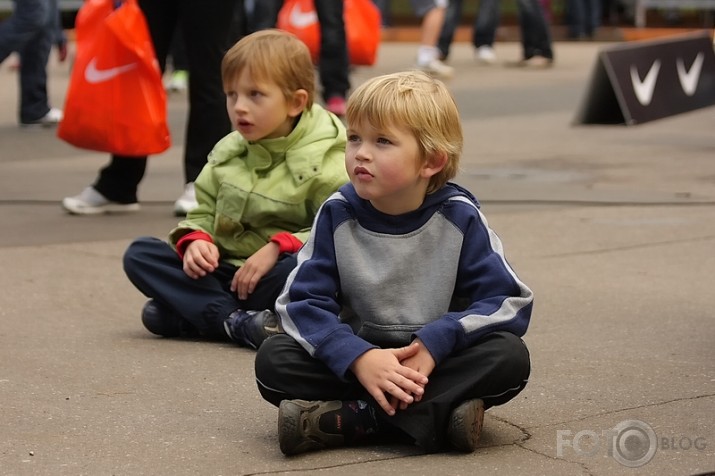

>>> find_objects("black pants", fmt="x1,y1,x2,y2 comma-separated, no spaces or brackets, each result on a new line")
255,331,531,453
94,0,242,203
249,0,349,100
123,236,296,338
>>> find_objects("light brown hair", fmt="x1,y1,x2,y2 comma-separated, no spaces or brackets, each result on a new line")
221,29,315,109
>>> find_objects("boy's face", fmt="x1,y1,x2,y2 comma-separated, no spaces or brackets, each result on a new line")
346,121,430,215
224,69,304,141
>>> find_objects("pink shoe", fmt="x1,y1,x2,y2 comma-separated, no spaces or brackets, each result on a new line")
326,96,347,117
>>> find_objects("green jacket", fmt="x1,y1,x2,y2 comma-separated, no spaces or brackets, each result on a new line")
169,104,348,266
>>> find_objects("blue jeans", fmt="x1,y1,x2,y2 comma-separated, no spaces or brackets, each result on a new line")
0,0,58,123
438,0,553,60
566,0,600,38
123,236,298,338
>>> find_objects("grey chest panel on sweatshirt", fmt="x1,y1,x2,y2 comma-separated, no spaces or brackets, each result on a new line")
333,212,463,346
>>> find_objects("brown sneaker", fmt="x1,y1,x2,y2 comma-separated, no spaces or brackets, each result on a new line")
514,56,554,69
278,400,345,456
447,399,485,452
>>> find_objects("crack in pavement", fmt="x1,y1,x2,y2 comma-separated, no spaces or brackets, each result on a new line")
486,415,595,475
526,393,715,430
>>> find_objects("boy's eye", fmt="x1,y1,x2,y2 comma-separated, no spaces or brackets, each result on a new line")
377,137,392,145
250,90,263,98
226,91,237,100
347,134,360,142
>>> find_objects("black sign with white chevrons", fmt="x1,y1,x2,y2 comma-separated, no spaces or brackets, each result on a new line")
574,31,715,125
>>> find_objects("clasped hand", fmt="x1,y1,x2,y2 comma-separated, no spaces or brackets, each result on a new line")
183,240,280,300
350,340,435,416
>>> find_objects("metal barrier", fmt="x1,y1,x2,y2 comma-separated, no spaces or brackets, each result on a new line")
634,0,715,27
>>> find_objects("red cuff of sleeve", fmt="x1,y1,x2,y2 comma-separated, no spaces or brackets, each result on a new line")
175,230,213,259
270,232,303,254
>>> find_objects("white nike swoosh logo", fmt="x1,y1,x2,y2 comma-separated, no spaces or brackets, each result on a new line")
676,53,704,96
289,3,318,28
84,57,138,84
630,60,661,106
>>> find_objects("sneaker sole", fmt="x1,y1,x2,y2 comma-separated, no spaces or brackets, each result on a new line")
447,399,485,452
20,121,60,128
62,200,140,215
505,58,554,69
417,67,454,80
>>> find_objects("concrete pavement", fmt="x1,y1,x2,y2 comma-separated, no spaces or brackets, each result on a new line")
1,37,714,475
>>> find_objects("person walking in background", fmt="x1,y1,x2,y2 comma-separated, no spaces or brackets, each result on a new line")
165,26,188,93
248,0,350,116
438,0,554,67
123,30,348,348
409,0,454,78
254,70,532,455
566,0,601,39
62,0,243,216
372,0,392,26
0,0,65,126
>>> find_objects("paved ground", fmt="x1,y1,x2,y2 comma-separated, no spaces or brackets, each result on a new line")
1,37,714,476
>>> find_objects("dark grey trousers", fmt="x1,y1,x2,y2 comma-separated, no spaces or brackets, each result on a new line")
255,331,531,452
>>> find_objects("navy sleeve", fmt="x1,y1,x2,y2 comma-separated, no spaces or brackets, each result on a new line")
276,198,377,379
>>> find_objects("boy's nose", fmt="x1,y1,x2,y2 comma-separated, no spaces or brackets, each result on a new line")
234,97,249,112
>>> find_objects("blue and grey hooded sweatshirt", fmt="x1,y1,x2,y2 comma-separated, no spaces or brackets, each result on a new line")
276,182,533,379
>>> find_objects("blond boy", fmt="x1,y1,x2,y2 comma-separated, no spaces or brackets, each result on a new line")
255,70,533,454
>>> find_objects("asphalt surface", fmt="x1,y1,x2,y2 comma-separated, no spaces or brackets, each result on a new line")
1,37,714,476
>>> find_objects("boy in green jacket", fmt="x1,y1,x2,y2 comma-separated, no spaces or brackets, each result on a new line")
123,30,348,348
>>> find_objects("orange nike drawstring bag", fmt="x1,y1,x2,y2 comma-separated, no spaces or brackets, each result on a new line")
277,0,382,66
58,0,170,155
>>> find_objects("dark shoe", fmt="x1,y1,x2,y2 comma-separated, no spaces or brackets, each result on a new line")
278,400,345,456
447,399,485,452
223,309,282,349
141,299,197,338
513,56,554,68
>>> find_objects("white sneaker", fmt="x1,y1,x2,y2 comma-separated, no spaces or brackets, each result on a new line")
21,107,63,127
174,182,198,216
475,46,497,65
62,187,140,215
166,70,188,93
416,58,454,79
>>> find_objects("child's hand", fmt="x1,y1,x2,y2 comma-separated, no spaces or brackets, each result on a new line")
350,343,429,416
231,242,280,300
183,240,220,279
392,339,435,410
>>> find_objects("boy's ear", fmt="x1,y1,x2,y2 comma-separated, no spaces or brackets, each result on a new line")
287,89,309,117
420,151,448,179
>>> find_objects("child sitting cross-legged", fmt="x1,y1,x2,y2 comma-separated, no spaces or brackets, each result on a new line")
123,30,348,349
254,70,533,455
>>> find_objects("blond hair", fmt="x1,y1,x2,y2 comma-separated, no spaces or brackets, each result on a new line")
221,29,315,109
346,70,463,193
